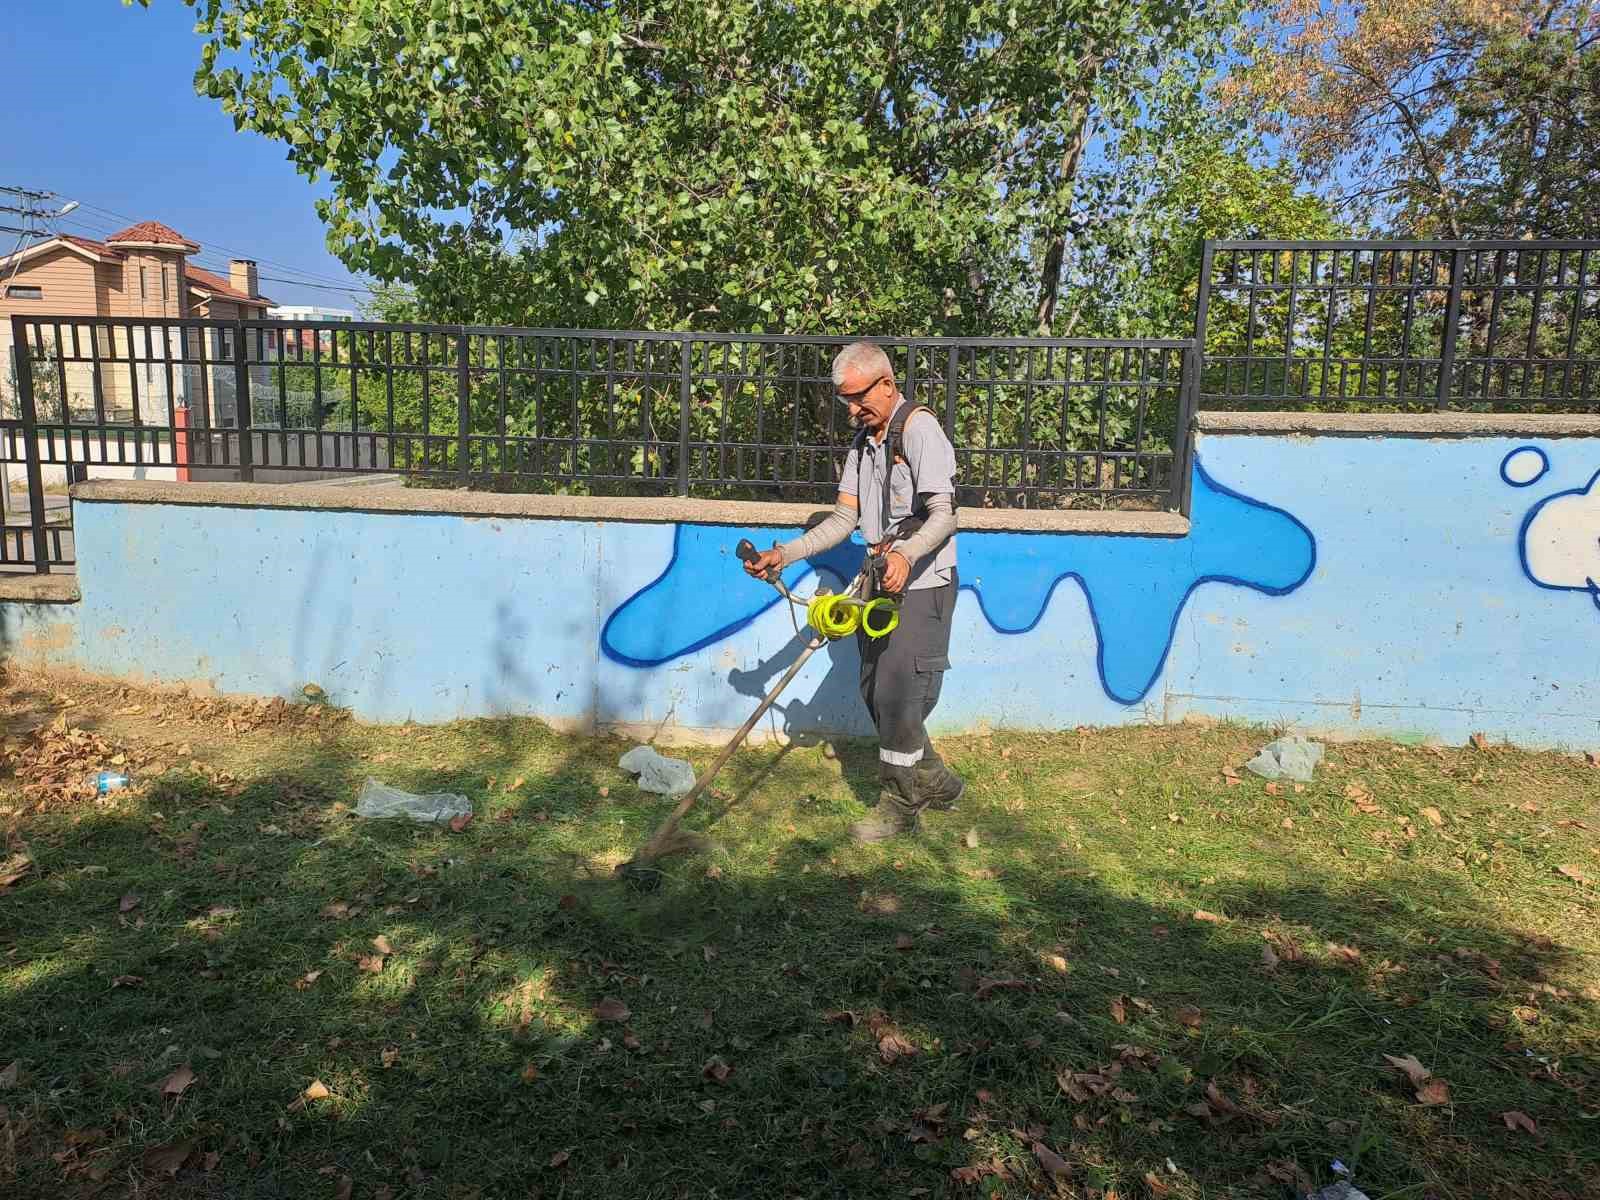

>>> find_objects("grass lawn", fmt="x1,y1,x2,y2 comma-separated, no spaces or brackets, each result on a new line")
2,670,1597,1200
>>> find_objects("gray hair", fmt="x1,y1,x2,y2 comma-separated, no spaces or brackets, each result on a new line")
831,341,894,389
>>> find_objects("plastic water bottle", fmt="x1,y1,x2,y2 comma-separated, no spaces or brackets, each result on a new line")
90,771,130,796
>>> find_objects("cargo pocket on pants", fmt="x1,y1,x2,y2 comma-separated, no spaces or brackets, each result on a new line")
915,654,950,705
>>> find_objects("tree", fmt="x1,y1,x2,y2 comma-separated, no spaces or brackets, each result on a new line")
1230,0,1600,238
166,0,1243,335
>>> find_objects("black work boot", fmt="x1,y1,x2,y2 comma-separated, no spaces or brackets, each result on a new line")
915,764,960,812
850,801,920,843
851,767,924,843
915,744,965,811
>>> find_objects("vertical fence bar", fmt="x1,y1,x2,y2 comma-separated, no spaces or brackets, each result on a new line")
676,334,692,496
1435,247,1465,411
234,321,254,481
1174,344,1199,516
1193,240,1215,409
11,317,51,573
456,327,471,486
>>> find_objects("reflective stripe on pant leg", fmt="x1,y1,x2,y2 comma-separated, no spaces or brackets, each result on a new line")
871,582,955,813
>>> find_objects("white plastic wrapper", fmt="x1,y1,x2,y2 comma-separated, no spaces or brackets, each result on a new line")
618,746,697,796
355,778,472,824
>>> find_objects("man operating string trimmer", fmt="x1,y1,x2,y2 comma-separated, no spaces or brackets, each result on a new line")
743,341,965,843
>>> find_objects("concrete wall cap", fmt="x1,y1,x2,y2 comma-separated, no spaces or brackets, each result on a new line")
69,479,1190,537
1196,410,1600,438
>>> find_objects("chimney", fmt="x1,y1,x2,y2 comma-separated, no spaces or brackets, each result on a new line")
229,258,259,298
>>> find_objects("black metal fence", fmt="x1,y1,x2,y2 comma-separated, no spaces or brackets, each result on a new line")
1195,240,1600,410
2,316,1196,571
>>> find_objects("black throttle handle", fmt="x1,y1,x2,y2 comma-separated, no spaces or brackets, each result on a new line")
736,538,780,583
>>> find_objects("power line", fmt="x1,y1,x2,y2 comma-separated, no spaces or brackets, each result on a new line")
69,197,364,290
53,213,378,299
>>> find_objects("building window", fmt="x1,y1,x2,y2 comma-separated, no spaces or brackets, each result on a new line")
5,285,42,300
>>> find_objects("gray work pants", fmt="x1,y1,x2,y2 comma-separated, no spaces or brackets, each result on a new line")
857,569,959,819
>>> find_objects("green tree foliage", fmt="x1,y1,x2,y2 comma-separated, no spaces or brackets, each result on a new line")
173,0,1245,336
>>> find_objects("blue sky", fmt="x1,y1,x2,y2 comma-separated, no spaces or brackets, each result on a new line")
8,0,371,311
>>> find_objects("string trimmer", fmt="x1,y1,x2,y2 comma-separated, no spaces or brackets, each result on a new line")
613,536,901,891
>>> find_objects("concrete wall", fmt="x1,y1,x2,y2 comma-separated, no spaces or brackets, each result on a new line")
4,414,1598,750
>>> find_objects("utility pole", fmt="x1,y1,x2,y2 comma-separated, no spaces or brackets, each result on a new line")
1,186,79,527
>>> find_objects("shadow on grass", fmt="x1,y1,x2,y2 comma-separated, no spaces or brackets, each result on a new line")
1,722,1597,1200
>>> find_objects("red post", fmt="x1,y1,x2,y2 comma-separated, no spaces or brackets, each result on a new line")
174,406,190,483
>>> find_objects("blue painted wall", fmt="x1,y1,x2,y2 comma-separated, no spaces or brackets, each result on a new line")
7,432,1599,749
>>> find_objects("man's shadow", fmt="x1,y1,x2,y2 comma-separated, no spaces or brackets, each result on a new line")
724,521,883,808
726,631,881,808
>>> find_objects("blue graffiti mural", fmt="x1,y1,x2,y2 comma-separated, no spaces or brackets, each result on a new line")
1511,446,1600,612
600,460,1317,704
1500,445,1551,488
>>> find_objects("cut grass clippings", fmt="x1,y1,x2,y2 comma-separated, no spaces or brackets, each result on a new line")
1,671,1597,1199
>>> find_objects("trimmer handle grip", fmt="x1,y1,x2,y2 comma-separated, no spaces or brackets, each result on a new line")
736,537,780,583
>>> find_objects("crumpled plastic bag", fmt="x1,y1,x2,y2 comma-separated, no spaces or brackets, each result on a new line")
618,746,697,796
355,777,472,824
1245,733,1324,783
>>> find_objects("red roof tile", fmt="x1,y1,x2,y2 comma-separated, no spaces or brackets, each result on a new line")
106,220,200,250
56,234,120,259
186,265,273,307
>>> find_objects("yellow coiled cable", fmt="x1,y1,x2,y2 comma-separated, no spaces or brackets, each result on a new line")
805,593,899,640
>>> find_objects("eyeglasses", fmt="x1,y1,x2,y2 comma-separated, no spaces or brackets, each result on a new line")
836,375,887,406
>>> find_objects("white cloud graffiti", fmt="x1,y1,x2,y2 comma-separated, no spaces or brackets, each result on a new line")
1520,468,1600,608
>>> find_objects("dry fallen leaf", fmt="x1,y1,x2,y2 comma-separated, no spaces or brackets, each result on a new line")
1420,806,1444,827
1193,910,1224,924
448,811,473,833
0,1061,18,1089
1470,731,1489,750
549,1149,571,1168
877,1032,917,1064
381,1047,399,1068
1032,1142,1072,1178
0,854,32,890
1556,865,1592,885
294,969,323,991
895,933,915,951
159,1064,197,1098
964,828,980,849
1145,1170,1172,1196
142,1140,193,1178
357,955,385,975
112,974,145,988
119,893,141,913
288,1079,332,1112
1205,1080,1241,1115
1416,1078,1452,1106
1326,943,1362,966
702,1058,733,1084
1175,1005,1204,1029
335,1175,353,1200
372,935,394,956
1383,1053,1432,1090
1501,1110,1539,1135
594,997,631,1023
1110,996,1128,1025
1044,954,1069,974
1260,943,1280,972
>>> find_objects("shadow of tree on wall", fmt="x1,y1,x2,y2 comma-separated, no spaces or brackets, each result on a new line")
2,716,1596,1200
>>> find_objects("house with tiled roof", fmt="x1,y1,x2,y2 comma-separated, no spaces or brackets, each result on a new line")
1,220,274,324
0,219,276,433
